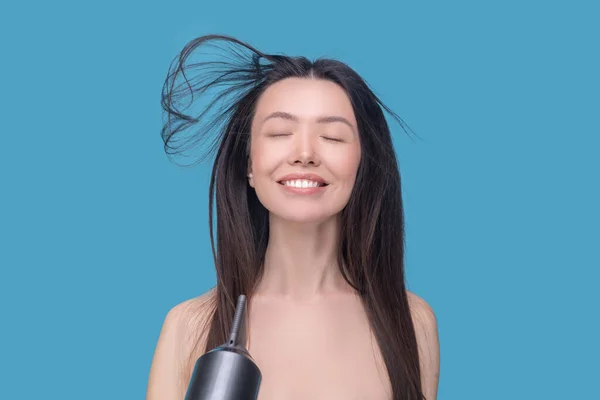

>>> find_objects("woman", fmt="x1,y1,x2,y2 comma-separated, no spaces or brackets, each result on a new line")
147,34,440,400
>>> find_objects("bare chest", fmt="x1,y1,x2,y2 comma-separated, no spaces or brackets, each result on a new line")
246,296,392,400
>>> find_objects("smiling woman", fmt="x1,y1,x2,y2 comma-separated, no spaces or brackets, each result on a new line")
247,78,361,224
147,34,440,400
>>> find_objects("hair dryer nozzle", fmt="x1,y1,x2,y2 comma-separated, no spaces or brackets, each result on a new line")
227,294,247,349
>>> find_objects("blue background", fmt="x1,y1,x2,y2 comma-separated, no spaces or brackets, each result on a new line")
1,0,598,398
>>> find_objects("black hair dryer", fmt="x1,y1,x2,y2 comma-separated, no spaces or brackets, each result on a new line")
184,294,262,400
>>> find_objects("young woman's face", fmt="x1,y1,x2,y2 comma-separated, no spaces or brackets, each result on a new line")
248,77,361,223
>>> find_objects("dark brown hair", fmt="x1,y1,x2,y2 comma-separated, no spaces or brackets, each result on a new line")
161,34,424,399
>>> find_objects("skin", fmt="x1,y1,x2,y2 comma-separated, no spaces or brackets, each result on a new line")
146,77,440,400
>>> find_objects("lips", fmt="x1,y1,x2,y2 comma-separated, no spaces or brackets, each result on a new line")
276,173,329,186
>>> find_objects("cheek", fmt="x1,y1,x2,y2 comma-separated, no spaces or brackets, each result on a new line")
249,140,286,183
328,145,361,181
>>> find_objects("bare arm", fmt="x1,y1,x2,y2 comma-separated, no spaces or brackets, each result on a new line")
146,290,216,400
408,291,440,400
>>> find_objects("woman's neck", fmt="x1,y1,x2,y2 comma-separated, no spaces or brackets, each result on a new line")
254,214,354,301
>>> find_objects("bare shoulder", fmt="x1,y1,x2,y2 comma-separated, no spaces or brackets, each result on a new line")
406,290,437,327
171,287,218,330
406,290,440,400
146,287,218,400
159,287,217,349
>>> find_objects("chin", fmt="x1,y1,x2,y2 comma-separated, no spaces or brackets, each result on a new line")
270,209,338,225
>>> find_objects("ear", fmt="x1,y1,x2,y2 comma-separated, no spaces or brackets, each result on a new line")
247,159,255,188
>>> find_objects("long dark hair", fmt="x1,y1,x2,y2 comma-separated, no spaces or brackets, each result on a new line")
161,34,424,399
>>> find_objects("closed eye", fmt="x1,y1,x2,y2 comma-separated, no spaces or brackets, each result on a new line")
321,136,344,143
267,133,292,138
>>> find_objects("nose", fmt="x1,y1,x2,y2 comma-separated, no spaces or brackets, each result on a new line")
288,132,320,166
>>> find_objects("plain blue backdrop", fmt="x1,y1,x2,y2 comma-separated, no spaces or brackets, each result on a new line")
1,0,598,398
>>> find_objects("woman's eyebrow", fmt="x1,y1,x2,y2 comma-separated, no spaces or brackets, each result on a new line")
261,111,356,132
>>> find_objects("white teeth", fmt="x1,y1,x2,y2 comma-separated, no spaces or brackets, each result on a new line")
282,179,321,188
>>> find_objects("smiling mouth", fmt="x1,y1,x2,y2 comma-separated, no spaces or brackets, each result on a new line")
277,179,329,188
